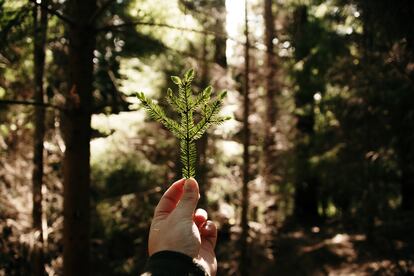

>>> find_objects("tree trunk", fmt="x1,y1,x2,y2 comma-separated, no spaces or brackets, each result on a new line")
240,0,250,275
31,1,48,275
62,1,96,275
262,0,278,197
213,0,227,68
197,0,227,209
262,0,280,257
401,167,414,211
395,103,414,211
197,30,209,209
399,143,414,211
292,6,320,224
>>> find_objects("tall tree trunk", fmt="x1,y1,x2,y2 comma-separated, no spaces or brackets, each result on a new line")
240,0,250,275
292,6,319,223
213,0,227,68
32,1,48,275
401,166,414,211
197,30,209,209
62,1,96,275
398,140,414,211
262,0,280,257
197,0,228,209
262,0,278,198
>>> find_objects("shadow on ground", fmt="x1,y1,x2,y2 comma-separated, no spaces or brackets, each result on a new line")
266,215,414,276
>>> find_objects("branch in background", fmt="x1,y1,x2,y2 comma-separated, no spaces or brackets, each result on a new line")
180,0,215,19
92,101,137,114
92,70,127,114
156,37,252,71
161,44,215,63
99,20,266,51
0,6,31,43
28,0,75,26
97,20,238,42
96,20,228,37
0,99,63,111
89,0,117,24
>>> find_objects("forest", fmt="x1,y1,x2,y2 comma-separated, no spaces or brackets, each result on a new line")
1,0,413,275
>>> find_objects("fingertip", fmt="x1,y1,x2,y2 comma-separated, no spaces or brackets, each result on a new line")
201,220,218,249
175,179,200,218
194,208,208,227
165,178,186,193
174,178,186,188
166,178,186,194
201,220,217,236
207,220,217,232
182,178,199,203
184,178,199,193
195,208,208,218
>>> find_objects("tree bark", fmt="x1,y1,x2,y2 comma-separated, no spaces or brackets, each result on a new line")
240,0,250,275
62,1,96,275
262,0,278,194
197,0,227,209
213,0,227,68
398,141,414,211
292,6,320,223
197,30,209,209
401,167,414,211
31,1,48,275
262,0,280,256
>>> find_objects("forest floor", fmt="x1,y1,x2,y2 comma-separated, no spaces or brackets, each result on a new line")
267,217,414,276
216,214,414,276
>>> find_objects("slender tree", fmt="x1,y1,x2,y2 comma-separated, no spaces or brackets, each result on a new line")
292,5,319,223
213,0,227,68
198,0,228,208
31,1,48,275
197,29,210,208
61,1,96,275
262,0,278,197
240,0,251,274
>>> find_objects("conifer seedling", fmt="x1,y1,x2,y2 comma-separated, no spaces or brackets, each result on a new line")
136,69,230,179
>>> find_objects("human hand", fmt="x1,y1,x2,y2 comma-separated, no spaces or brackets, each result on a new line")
148,178,217,276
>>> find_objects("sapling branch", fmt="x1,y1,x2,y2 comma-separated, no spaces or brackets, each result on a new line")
136,69,230,179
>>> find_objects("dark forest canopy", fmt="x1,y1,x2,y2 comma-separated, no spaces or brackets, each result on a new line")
0,0,413,275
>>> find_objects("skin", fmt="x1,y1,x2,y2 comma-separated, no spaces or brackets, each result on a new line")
148,178,218,276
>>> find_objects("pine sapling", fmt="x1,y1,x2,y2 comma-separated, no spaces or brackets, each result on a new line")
136,69,230,179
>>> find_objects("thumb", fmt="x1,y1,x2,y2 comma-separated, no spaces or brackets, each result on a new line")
174,178,200,218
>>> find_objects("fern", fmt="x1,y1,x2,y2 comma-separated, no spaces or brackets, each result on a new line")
136,69,230,179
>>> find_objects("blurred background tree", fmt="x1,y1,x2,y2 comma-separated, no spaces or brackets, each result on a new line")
0,0,413,275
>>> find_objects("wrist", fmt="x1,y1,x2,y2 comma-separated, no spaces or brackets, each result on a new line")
144,251,208,276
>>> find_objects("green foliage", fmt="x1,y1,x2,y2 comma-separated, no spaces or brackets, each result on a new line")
137,69,230,179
